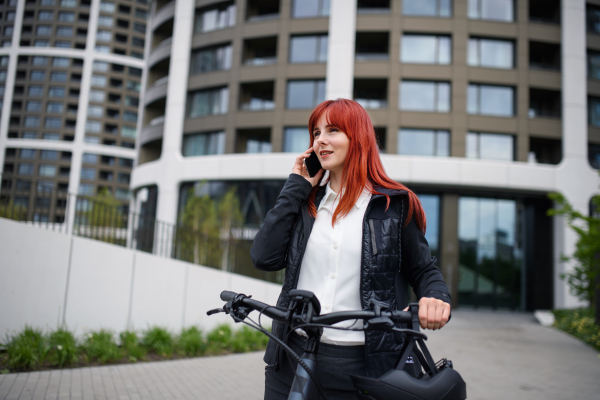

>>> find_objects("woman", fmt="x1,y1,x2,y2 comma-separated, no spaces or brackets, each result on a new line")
251,99,451,399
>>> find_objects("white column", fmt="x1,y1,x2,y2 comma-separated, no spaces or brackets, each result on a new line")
325,0,356,100
554,0,600,308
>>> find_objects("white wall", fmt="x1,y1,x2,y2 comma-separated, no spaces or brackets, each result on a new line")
0,218,282,338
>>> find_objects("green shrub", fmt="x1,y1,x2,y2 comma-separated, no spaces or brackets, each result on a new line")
48,328,78,368
553,308,600,351
206,324,233,353
179,326,207,357
83,330,119,364
120,330,146,362
6,326,49,371
230,326,269,353
142,327,174,357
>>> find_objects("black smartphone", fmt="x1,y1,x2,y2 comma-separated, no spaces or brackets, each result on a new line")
304,150,322,177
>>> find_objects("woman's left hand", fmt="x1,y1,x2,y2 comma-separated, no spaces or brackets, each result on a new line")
417,297,451,330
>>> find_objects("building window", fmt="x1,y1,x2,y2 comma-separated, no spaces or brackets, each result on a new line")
467,132,514,161
190,44,232,74
402,34,450,65
87,105,103,117
31,70,46,81
183,131,226,156
123,111,137,123
588,51,600,79
529,88,561,118
43,132,60,140
60,0,77,7
289,35,328,63
98,15,113,27
397,129,450,157
239,81,275,111
121,126,137,139
286,80,326,109
354,79,388,109
403,0,451,17
32,56,48,66
283,127,310,153
82,153,98,164
80,167,96,180
96,30,112,42
38,12,53,21
20,149,36,159
89,89,105,102
24,116,40,127
86,120,101,133
79,184,95,196
291,0,330,18
468,84,514,117
589,143,600,169
589,97,600,126
48,86,65,98
28,86,44,97
50,72,67,82
588,4,600,34
26,100,42,112
18,163,34,175
195,3,236,33
93,61,109,72
399,80,450,112
58,11,75,22
52,57,70,67
468,38,514,69
40,150,58,161
56,27,73,37
91,74,107,87
44,117,61,129
355,32,389,61
468,0,514,22
188,87,229,117
46,102,64,113
236,128,272,153
39,164,57,177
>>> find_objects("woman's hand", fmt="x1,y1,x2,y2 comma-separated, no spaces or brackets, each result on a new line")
405,298,451,330
293,148,324,187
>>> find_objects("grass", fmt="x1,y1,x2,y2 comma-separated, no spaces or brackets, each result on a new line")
552,307,600,351
0,323,270,373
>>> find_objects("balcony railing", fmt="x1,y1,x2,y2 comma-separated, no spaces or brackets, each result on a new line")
0,172,281,284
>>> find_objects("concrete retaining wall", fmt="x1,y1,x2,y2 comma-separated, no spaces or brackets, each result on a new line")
0,218,281,338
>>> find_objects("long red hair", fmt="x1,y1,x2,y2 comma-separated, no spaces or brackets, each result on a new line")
307,99,426,232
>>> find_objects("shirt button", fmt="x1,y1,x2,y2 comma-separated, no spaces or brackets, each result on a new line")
324,305,330,310
331,274,336,279
333,243,339,249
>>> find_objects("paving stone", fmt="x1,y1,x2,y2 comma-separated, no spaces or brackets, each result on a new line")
1,311,599,399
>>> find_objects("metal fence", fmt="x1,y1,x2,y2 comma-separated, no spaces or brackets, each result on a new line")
0,172,282,284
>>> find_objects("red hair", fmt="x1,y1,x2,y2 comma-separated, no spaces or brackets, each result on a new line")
307,99,426,232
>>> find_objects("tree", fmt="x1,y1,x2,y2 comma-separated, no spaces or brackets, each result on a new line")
0,199,27,221
82,188,126,244
547,192,600,311
178,189,220,266
217,187,243,272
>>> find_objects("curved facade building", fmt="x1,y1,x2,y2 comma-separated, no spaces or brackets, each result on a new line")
0,0,148,222
131,0,598,310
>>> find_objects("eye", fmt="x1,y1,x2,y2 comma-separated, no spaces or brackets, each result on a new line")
313,132,320,137
330,127,339,132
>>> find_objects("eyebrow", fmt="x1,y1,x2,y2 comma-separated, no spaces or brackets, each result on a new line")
313,125,336,132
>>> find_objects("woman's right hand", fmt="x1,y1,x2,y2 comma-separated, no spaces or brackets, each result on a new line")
293,148,324,187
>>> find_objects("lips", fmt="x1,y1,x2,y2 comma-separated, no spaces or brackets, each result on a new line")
320,151,333,156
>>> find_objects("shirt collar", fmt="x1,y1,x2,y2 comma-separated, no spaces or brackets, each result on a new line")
317,183,371,212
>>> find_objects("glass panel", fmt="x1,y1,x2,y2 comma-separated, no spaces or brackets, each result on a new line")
479,133,513,161
467,85,479,113
468,0,479,18
183,131,226,156
401,35,437,63
436,130,450,156
284,127,310,152
403,0,437,16
590,97,600,126
318,36,328,62
418,194,440,256
437,82,450,112
290,36,318,63
398,129,435,156
466,132,478,158
293,0,319,17
439,0,452,16
399,81,436,111
287,81,315,109
588,52,600,79
479,39,513,68
438,37,451,64
479,85,513,116
481,0,513,22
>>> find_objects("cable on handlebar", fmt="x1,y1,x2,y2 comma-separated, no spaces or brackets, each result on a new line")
232,307,330,400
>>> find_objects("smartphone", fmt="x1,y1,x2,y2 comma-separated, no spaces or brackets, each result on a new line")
304,150,322,177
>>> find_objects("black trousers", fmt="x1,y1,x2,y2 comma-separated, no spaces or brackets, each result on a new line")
264,333,368,400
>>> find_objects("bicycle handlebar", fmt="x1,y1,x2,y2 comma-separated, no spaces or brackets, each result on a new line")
219,290,414,327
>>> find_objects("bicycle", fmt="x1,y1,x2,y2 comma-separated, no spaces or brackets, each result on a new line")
208,289,467,400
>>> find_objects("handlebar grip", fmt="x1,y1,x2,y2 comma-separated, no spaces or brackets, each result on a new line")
220,291,238,302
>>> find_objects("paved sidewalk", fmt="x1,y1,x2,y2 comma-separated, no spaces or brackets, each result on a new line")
1,310,599,400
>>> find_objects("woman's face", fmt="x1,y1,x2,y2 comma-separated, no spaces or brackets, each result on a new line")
312,112,350,176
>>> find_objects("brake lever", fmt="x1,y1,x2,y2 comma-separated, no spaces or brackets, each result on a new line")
207,308,225,316
390,327,428,340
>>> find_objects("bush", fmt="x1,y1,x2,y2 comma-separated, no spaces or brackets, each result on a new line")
120,330,146,362
206,324,233,353
5,326,49,371
553,308,600,351
83,330,119,364
48,328,79,368
179,326,207,357
231,326,269,353
142,327,174,357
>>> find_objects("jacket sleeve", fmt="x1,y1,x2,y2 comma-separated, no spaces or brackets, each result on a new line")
251,173,313,272
400,196,452,305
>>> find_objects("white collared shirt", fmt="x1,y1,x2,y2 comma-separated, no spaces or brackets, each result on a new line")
296,183,372,345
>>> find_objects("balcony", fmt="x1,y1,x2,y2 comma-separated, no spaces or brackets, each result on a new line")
148,37,172,67
355,32,389,61
140,117,165,146
354,79,388,109
246,0,279,22
239,81,275,111
145,76,169,105
243,36,277,66
152,0,175,31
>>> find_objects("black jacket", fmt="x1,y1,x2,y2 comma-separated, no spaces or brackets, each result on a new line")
251,174,451,378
